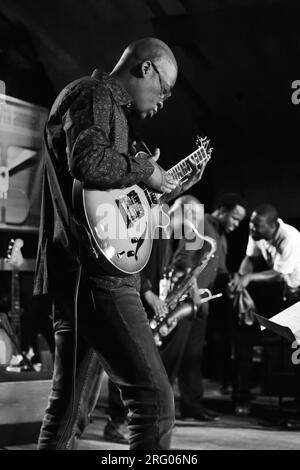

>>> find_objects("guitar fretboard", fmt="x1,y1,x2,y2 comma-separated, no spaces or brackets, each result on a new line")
167,147,209,184
144,144,211,205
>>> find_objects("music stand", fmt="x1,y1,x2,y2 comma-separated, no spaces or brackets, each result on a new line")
255,312,299,428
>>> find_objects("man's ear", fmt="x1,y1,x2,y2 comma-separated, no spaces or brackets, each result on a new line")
141,60,152,77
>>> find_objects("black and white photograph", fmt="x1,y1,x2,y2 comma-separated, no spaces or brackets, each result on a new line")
0,0,300,453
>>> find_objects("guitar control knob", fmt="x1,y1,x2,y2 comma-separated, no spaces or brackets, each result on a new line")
131,237,139,244
150,319,157,329
117,251,125,258
127,250,135,257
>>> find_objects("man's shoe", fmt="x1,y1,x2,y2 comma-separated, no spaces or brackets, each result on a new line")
181,409,220,422
234,402,251,417
103,418,129,444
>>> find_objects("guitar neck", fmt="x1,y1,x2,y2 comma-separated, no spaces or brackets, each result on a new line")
167,148,209,186
143,147,210,204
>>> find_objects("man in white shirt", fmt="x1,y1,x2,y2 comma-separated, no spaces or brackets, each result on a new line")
232,203,300,296
230,203,300,420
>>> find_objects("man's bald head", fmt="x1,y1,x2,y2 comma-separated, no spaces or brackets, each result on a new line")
112,38,177,83
111,38,178,119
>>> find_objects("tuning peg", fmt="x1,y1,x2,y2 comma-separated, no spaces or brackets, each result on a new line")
195,135,213,158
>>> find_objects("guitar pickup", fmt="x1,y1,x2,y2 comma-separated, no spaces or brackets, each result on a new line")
116,191,145,229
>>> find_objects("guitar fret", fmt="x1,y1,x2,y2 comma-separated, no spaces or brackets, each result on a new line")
168,168,175,180
169,167,180,181
194,149,201,164
172,168,178,181
170,158,190,181
199,147,206,161
176,165,183,179
182,159,189,173
178,162,185,177
175,165,181,179
146,138,211,203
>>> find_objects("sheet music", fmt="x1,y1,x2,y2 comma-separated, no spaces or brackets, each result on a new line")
260,301,300,344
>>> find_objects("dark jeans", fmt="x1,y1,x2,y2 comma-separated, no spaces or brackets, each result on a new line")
107,378,127,422
37,269,104,449
107,313,207,421
38,268,174,450
161,315,207,416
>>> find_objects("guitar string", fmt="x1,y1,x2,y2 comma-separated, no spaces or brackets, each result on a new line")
160,153,211,199
144,146,211,202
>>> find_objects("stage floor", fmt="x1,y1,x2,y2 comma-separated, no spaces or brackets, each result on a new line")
4,379,300,450
5,418,300,450
80,412,300,450
6,406,300,450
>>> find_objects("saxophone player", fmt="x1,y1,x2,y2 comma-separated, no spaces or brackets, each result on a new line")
158,193,246,421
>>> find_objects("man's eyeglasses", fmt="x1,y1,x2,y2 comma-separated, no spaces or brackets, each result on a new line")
150,61,172,100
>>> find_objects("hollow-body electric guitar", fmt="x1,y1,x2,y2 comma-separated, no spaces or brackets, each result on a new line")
72,137,213,275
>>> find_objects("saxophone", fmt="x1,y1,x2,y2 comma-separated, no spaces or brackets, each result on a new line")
150,229,221,347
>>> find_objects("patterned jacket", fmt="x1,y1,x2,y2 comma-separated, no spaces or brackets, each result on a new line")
34,70,154,295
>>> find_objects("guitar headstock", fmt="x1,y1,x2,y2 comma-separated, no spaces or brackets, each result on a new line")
195,135,213,161
6,238,24,269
